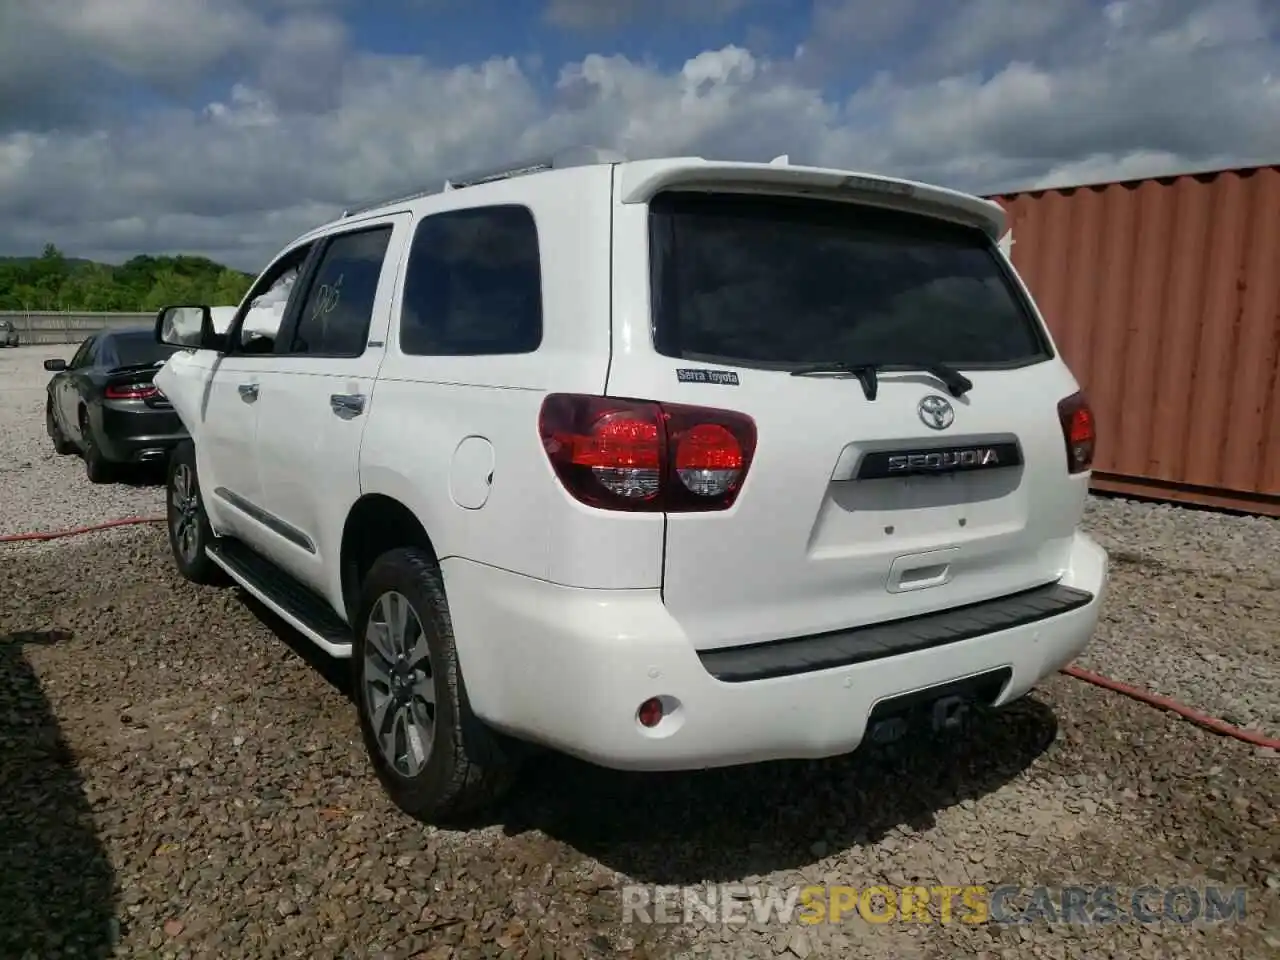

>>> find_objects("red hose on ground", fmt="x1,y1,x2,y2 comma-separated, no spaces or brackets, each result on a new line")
2,517,1276,751
0,516,165,543
1060,664,1280,750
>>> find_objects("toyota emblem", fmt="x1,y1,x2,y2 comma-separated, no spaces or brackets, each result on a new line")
917,395,955,430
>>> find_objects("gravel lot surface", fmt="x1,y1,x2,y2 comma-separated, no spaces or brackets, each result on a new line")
0,346,165,536
1077,497,1280,740
2,345,1278,958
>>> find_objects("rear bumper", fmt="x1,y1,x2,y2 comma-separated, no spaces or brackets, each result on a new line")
444,530,1108,771
93,402,187,463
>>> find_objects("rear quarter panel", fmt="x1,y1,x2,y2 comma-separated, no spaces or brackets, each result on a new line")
361,164,665,588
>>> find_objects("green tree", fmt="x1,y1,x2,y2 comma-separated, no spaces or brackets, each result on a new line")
212,268,253,307
0,249,254,312
141,269,201,311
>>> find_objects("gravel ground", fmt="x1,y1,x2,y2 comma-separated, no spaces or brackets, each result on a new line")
1077,497,1280,739
1,345,1278,959
0,346,165,536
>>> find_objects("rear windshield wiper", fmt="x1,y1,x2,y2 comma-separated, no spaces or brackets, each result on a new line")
790,361,973,402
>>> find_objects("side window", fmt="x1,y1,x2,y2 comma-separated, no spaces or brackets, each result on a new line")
233,243,314,354
400,205,542,356
289,226,393,357
70,337,96,369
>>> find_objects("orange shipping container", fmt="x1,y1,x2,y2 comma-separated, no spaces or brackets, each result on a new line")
989,165,1280,517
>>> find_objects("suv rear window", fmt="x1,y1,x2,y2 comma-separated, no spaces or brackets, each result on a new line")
648,192,1049,369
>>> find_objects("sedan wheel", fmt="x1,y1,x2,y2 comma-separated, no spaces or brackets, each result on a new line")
80,414,113,484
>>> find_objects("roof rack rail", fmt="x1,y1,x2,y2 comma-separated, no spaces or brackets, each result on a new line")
340,145,626,218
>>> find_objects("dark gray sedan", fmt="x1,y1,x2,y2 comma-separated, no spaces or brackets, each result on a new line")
44,327,187,482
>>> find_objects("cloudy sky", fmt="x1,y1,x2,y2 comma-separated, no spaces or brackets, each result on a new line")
1,0,1276,270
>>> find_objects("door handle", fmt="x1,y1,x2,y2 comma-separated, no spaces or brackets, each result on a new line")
330,393,365,418
238,383,259,402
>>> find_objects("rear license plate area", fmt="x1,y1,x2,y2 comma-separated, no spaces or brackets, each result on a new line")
865,667,1011,744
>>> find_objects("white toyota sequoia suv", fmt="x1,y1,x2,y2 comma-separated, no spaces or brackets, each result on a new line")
153,149,1109,823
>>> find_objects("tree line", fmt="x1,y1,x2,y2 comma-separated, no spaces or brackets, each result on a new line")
0,244,254,313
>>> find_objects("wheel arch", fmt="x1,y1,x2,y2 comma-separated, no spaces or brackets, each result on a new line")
339,493,438,624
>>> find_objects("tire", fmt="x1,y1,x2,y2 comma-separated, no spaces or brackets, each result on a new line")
79,409,114,484
166,441,225,585
47,401,76,455
353,547,517,823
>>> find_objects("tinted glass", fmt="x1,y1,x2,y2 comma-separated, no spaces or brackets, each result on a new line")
109,332,179,367
400,205,542,356
291,226,393,356
649,193,1048,369
69,337,96,368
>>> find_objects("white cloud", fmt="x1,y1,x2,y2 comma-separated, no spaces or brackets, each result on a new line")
1021,150,1226,191
926,0,1086,74
46,0,261,78
0,0,350,128
0,0,1276,269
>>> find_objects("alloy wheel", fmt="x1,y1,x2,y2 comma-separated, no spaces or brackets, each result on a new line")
170,463,201,563
363,591,437,777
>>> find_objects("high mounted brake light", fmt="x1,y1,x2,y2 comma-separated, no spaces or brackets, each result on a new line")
538,394,757,512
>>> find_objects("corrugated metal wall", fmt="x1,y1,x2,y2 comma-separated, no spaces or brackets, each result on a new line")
990,165,1280,517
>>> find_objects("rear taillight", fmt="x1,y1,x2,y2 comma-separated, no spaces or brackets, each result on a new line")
1057,390,1095,474
538,394,756,512
105,383,158,400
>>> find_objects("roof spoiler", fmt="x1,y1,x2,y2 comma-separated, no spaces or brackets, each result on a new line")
617,158,1007,240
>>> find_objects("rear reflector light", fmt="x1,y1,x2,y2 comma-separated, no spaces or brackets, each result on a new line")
538,394,757,512
637,697,664,728
105,383,158,400
1057,390,1095,474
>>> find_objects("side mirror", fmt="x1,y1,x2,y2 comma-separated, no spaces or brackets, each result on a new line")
43,358,67,372
155,304,225,351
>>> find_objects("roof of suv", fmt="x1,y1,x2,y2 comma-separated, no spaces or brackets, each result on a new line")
295,149,1007,248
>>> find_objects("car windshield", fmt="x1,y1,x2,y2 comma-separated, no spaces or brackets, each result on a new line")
110,332,179,367
648,192,1049,370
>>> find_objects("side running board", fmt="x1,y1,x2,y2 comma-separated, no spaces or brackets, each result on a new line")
205,538,354,658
